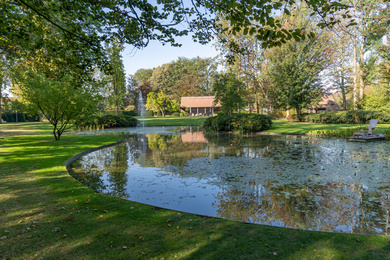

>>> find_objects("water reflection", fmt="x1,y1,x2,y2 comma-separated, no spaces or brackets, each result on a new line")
67,129,390,235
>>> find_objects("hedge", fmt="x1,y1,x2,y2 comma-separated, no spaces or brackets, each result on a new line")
203,113,272,132
75,114,138,129
1,112,40,122
305,110,390,124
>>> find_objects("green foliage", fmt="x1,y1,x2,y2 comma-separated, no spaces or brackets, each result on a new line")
105,40,126,115
308,127,362,138
212,73,246,115
11,62,102,140
171,112,180,117
145,110,154,117
266,11,332,118
305,110,390,124
1,112,40,123
180,112,189,117
145,91,179,116
75,114,137,130
149,57,218,101
203,114,272,132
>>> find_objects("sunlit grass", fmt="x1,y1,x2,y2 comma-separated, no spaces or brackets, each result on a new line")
0,122,390,259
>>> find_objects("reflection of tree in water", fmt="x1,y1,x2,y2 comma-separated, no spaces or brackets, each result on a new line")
213,175,390,234
69,131,390,234
68,140,138,198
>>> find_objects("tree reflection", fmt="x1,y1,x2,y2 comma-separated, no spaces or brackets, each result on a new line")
68,131,390,235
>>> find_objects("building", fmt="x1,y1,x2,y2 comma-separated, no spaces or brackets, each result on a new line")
307,95,341,113
180,96,221,116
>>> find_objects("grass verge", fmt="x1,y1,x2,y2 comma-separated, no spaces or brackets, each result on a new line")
138,116,208,126
1,122,390,259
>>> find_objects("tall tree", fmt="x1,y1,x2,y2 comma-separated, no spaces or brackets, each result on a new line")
125,75,139,110
134,69,154,85
212,73,246,115
106,40,126,115
265,10,333,119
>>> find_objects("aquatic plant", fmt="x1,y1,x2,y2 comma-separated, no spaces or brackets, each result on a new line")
308,127,362,138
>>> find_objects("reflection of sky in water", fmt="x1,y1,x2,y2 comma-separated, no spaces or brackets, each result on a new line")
68,131,390,235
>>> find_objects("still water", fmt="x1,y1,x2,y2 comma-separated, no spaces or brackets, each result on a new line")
67,128,390,235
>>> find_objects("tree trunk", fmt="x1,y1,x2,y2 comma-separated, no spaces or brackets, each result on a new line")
341,75,347,110
0,80,2,124
359,37,366,100
353,38,358,110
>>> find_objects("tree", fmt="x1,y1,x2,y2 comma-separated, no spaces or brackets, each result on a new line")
11,62,103,140
145,92,179,117
124,75,139,110
0,57,7,123
265,11,333,119
134,69,154,85
212,73,246,115
2,0,354,77
106,40,126,115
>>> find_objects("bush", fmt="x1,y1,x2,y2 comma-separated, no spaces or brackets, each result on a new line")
122,110,137,117
145,110,154,117
75,115,138,129
180,112,188,117
1,112,40,122
203,113,272,132
171,112,180,117
305,110,390,124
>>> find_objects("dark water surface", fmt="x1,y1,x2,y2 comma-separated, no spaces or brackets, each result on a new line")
67,129,390,235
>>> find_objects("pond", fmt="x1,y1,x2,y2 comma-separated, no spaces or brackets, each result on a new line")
67,127,390,235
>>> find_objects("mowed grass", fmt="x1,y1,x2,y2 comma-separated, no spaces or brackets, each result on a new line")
268,120,390,134
138,116,208,126
1,122,390,259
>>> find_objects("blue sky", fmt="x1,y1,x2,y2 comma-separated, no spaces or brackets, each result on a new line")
122,35,219,75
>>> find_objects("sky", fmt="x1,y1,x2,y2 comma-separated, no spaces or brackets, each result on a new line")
122,35,220,75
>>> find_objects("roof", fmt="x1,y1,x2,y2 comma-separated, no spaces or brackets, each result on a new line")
311,95,341,110
180,96,221,108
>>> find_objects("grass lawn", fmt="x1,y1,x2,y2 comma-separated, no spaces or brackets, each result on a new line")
1,122,390,259
138,116,208,126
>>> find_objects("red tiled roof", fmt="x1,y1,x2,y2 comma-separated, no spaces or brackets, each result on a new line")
180,96,221,108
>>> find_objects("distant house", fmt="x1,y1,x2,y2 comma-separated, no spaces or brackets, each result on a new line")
180,96,221,116
307,95,341,113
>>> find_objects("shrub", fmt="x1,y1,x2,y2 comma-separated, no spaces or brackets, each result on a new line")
1,112,40,122
75,115,138,129
122,110,137,117
203,113,272,132
180,112,188,117
171,112,180,117
305,110,390,124
145,110,154,117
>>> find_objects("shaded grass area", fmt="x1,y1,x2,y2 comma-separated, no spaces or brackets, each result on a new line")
1,122,390,259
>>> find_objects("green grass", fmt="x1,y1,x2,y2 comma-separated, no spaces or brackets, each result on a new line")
1,122,390,259
138,117,390,135
138,116,208,126
267,120,390,134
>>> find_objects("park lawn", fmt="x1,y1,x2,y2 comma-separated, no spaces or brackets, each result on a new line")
267,120,390,134
138,116,390,135
138,116,208,126
1,122,390,259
